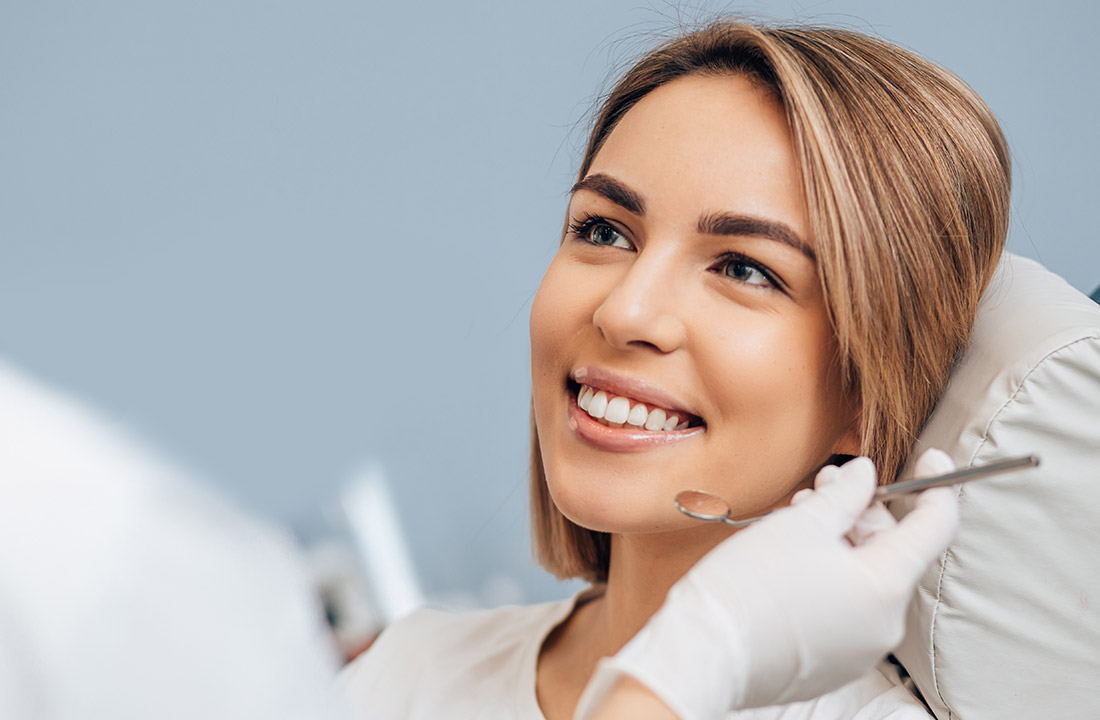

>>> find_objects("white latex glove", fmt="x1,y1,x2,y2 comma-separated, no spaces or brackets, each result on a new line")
576,449,959,720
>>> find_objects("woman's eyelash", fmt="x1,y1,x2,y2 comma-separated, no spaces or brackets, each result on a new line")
567,213,633,249
567,214,611,240
714,252,783,290
568,217,783,291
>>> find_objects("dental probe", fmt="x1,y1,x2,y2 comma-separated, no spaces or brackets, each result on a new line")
872,454,1039,500
675,454,1040,528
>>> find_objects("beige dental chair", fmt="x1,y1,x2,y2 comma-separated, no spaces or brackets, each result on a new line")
892,253,1100,718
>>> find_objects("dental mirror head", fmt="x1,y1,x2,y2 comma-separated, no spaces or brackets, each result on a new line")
674,490,730,521
674,490,763,528
675,454,1039,528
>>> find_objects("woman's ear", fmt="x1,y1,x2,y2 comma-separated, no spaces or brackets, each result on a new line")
834,423,861,458
832,392,862,459
823,419,861,472
826,356,862,461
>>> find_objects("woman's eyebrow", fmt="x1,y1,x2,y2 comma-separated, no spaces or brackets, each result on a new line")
698,211,816,262
570,173,646,215
571,174,814,262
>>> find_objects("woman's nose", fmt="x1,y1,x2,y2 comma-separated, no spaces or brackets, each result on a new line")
592,252,688,354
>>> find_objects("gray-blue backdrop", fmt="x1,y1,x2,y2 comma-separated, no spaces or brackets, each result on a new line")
2,0,1096,606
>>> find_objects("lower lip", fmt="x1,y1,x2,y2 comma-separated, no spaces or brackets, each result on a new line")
568,395,704,452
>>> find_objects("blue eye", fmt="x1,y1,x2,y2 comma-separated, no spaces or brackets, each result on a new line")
720,255,776,288
590,224,630,248
569,216,633,250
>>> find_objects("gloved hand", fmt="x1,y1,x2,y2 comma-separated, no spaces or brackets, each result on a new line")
575,449,959,720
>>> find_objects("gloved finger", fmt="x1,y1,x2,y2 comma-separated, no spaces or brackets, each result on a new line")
848,445,951,542
779,464,841,514
813,464,840,488
912,447,955,480
790,487,814,506
790,456,878,539
856,486,958,587
845,501,896,546
853,448,957,570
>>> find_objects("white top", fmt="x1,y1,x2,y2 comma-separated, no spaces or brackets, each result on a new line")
340,592,930,719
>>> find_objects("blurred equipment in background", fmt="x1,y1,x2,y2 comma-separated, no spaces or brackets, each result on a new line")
339,464,426,624
306,539,384,663
0,359,347,720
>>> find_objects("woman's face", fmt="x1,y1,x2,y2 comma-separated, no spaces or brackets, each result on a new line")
530,74,859,534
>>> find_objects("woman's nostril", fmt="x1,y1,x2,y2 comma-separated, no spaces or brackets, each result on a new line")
629,339,665,353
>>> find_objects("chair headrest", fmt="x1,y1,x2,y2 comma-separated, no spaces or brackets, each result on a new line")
893,253,1100,718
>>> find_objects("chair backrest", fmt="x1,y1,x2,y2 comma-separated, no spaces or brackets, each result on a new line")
893,253,1100,718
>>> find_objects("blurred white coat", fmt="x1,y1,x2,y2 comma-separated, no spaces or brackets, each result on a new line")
0,360,345,719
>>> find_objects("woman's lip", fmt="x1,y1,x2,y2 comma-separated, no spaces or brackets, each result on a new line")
572,366,702,421
568,395,704,452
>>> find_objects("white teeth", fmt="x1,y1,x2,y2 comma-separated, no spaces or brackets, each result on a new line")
604,396,630,424
577,383,698,432
644,407,666,431
588,391,609,419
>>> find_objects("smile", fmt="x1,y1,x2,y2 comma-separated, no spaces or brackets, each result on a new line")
575,384,700,431
564,367,706,452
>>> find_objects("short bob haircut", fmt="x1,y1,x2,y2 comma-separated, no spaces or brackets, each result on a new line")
531,20,1011,583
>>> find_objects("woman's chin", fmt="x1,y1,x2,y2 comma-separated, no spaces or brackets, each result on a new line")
545,477,698,535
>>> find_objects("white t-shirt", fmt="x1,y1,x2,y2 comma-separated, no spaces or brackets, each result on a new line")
340,591,930,719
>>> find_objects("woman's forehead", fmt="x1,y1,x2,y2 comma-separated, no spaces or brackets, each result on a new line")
582,74,810,247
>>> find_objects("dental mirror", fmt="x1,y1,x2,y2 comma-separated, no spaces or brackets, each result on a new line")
675,454,1040,528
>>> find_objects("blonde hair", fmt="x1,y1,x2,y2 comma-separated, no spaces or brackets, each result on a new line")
532,20,1011,583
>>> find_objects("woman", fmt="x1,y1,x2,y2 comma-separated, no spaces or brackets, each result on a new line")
342,19,1009,719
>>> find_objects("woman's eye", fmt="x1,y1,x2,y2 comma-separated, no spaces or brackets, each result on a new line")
592,225,630,248
572,219,633,250
721,257,774,287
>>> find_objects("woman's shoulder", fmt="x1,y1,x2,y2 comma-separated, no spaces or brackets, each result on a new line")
349,597,572,664
339,595,578,719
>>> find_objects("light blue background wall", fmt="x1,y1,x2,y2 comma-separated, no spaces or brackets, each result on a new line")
2,1,1097,606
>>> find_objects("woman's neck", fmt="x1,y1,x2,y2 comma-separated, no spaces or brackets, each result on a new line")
599,525,735,653
536,525,734,720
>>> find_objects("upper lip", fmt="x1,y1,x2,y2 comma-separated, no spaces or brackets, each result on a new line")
571,366,703,422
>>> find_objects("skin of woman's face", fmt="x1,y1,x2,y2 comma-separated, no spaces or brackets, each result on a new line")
530,73,860,535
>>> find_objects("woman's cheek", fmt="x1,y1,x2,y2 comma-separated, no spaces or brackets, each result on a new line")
531,257,575,348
